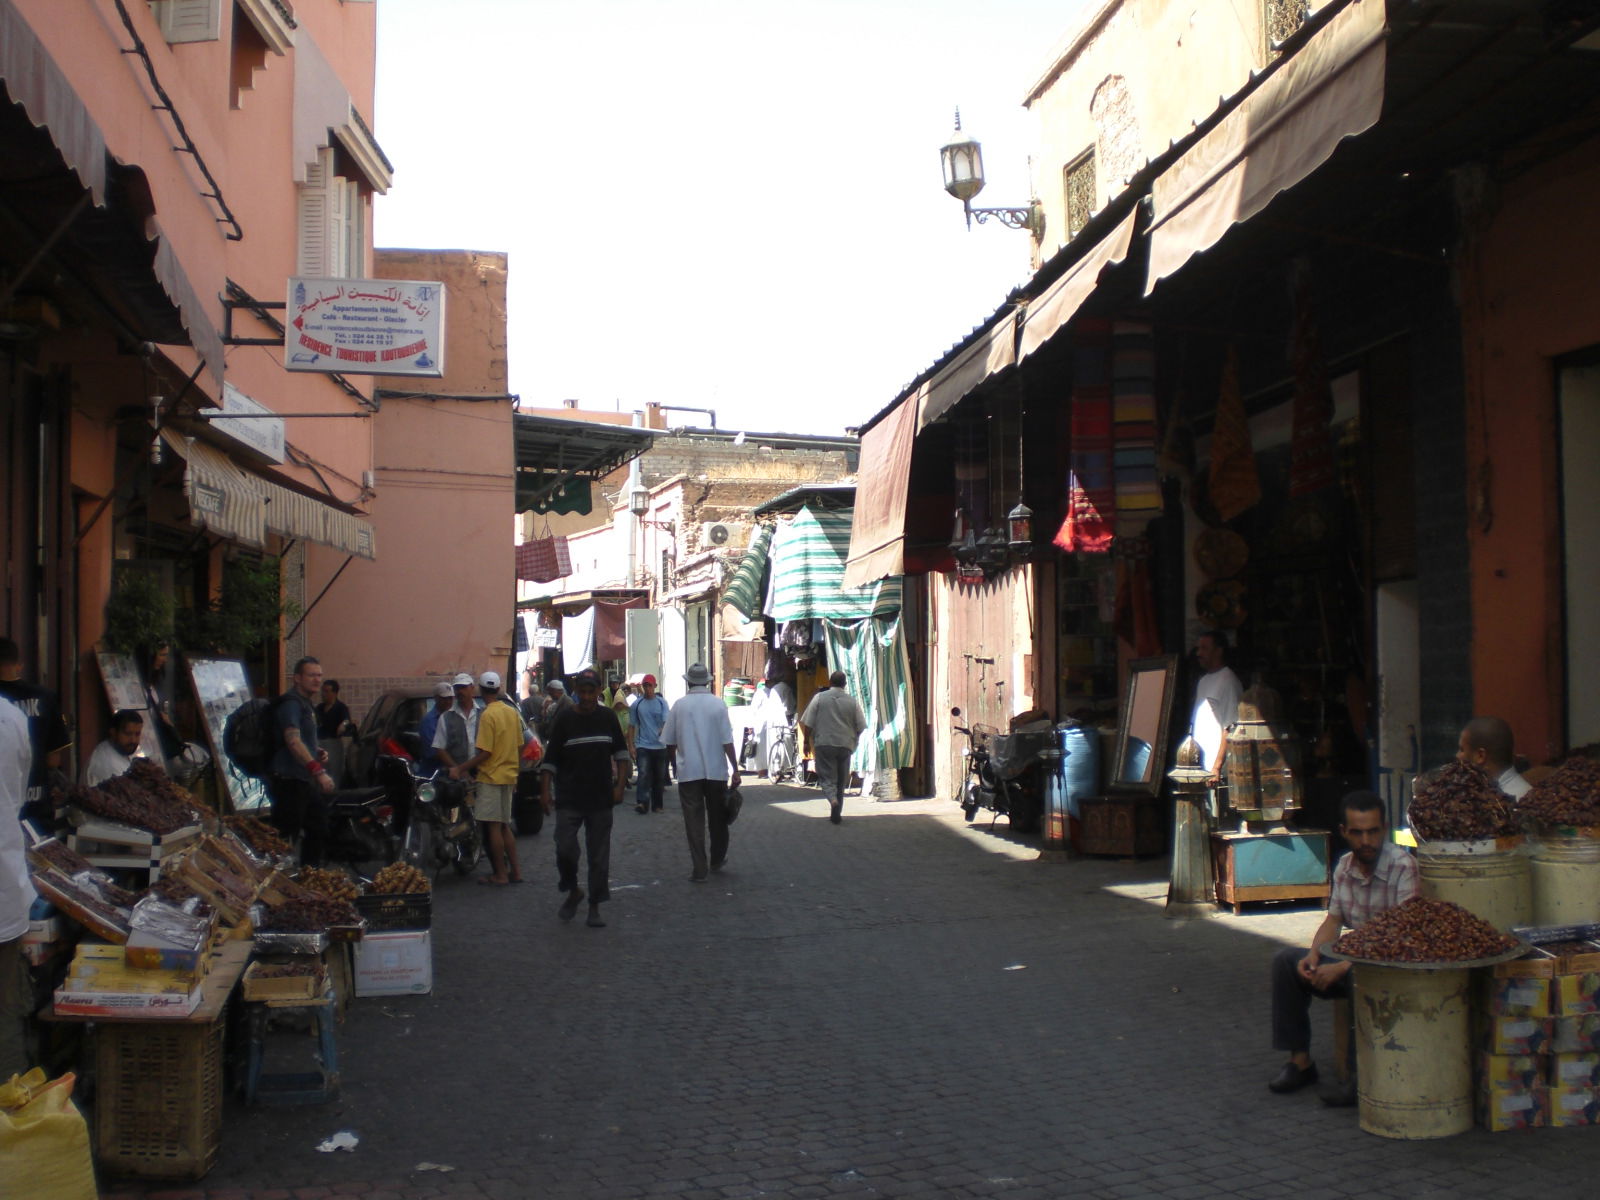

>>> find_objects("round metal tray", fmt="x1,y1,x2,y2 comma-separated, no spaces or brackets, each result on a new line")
1319,939,1531,972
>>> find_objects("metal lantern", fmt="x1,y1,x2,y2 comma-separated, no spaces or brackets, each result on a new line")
976,527,1008,571
627,486,649,516
1006,502,1033,556
939,114,985,204
948,508,970,558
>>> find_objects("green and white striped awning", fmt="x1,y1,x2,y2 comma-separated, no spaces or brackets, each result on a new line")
721,522,773,620
825,614,916,772
768,506,901,623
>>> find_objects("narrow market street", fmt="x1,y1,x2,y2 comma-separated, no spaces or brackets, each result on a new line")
101,785,1590,1200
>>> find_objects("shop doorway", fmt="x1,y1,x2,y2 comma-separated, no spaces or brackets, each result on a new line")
1559,362,1600,748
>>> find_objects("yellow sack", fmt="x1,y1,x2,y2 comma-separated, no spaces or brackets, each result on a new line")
0,1069,99,1200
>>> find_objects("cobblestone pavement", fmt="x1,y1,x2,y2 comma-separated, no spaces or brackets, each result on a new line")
102,786,1592,1200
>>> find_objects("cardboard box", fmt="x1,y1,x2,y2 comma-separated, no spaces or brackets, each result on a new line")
1480,1052,1546,1088
1550,1085,1600,1127
1553,1015,1600,1054
353,929,432,997
1495,947,1559,980
1483,1016,1554,1056
1550,1053,1600,1088
1478,1083,1548,1132
54,979,203,1017
124,929,208,973
1481,976,1552,1018
1554,972,1600,1017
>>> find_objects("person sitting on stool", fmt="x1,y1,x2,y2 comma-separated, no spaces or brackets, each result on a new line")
1267,790,1418,1105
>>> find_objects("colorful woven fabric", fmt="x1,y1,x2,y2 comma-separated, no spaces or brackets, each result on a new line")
1208,345,1261,521
1112,321,1160,533
1288,267,1336,497
1054,321,1115,554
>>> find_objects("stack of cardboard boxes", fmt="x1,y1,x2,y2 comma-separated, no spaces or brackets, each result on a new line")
1479,925,1600,1131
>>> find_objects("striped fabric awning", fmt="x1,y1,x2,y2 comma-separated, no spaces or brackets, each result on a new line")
768,506,901,623
720,522,773,620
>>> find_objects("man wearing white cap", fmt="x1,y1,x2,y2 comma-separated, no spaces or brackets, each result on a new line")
662,663,741,881
453,672,523,886
434,673,481,776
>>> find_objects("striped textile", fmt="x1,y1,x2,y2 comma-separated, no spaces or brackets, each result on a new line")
769,506,902,623
1113,321,1161,531
721,522,773,619
823,614,916,772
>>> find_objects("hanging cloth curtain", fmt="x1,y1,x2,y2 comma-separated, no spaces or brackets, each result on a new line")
1054,320,1115,553
721,522,773,620
1207,345,1262,521
560,607,596,674
822,613,916,775
768,506,901,623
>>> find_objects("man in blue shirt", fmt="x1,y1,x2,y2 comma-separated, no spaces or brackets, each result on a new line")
416,682,451,777
631,674,671,814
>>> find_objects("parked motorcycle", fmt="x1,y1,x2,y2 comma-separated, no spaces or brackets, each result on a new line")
321,784,400,869
951,707,1057,834
389,755,484,877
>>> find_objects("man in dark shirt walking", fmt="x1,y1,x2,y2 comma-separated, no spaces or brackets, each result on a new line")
538,668,630,928
0,637,72,832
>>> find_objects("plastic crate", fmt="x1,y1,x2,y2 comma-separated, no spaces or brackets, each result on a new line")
94,1018,223,1179
355,891,431,931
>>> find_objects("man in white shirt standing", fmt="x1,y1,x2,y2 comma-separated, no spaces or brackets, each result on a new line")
1191,630,1243,771
799,671,868,825
1457,716,1531,798
0,696,37,1077
661,664,740,882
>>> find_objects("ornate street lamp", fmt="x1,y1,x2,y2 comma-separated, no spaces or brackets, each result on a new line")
1006,502,1034,558
939,111,1043,236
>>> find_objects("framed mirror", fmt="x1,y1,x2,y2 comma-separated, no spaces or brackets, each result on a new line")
1109,655,1177,796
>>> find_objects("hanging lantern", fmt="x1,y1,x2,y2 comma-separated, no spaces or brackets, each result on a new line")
1006,502,1033,557
976,528,1008,572
939,113,985,205
947,508,970,557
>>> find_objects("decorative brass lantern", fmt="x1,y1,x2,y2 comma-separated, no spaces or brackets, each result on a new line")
1006,502,1033,558
1222,688,1300,823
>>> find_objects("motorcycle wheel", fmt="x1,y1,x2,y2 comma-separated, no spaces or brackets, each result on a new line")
453,819,484,875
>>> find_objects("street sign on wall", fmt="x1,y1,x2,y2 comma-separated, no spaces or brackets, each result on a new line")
214,383,285,462
285,277,446,377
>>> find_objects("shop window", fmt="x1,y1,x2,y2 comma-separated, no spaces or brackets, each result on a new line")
1063,149,1096,240
297,146,367,278
1264,0,1309,58
149,0,222,43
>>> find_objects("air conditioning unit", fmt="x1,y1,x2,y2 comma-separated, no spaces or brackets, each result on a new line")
701,521,750,549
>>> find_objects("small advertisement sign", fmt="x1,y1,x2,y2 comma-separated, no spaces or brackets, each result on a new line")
285,277,445,377
214,382,286,462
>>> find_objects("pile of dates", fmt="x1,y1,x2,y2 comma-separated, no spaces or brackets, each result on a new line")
225,815,291,857
1334,896,1518,963
298,867,359,902
369,862,430,895
1408,761,1517,841
1519,755,1600,830
64,774,195,834
258,896,360,932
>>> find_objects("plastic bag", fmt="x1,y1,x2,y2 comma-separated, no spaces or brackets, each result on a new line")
0,1069,98,1200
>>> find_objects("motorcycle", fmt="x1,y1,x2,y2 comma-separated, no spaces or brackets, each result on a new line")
321,783,400,869
951,707,1058,834
386,754,483,878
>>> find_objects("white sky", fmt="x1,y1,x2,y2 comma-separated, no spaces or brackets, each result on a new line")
373,0,1090,436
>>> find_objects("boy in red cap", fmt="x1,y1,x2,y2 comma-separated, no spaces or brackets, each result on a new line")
630,674,671,815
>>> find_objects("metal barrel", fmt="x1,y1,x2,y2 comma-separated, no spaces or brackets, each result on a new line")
1355,964,1474,1139
1416,844,1532,933
1528,836,1600,926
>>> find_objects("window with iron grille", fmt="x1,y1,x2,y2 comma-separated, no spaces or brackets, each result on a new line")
1264,0,1309,56
1064,149,1096,239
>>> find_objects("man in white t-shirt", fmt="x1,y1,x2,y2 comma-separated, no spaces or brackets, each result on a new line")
85,708,146,786
1191,631,1242,771
1457,716,1531,798
661,664,741,882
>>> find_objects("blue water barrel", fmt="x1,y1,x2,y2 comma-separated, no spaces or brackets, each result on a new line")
1057,723,1099,819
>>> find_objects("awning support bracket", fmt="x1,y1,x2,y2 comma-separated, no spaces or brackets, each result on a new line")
284,554,355,642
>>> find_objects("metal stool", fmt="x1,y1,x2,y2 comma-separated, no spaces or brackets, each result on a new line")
242,985,340,1105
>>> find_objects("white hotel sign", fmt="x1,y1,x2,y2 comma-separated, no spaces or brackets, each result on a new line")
285,277,446,377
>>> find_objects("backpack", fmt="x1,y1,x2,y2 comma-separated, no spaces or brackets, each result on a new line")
224,698,278,779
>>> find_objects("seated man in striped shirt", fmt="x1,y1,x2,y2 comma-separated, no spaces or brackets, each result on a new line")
1266,790,1418,1104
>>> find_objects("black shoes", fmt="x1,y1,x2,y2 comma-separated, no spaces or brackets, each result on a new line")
586,904,606,928
829,801,842,825
1320,1080,1357,1107
1267,1061,1319,1094
709,855,725,872
558,887,585,921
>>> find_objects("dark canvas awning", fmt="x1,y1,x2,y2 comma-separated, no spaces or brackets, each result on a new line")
513,413,656,513
842,390,918,588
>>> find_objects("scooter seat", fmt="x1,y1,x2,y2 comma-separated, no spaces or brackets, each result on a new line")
329,786,386,804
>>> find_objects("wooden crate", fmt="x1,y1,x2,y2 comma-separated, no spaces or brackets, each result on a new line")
241,961,323,1003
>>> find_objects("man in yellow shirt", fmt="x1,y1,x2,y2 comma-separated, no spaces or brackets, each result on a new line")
455,671,524,886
